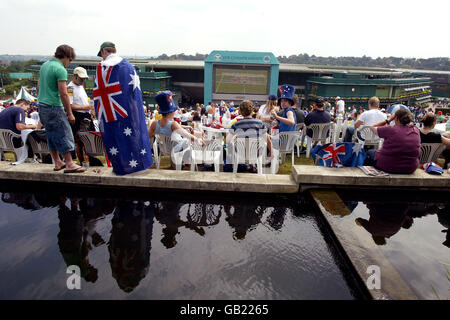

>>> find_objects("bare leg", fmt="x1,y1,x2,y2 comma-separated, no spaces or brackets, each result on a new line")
62,152,80,170
50,150,65,169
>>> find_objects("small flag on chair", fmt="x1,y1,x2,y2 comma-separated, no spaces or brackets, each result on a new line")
312,142,366,167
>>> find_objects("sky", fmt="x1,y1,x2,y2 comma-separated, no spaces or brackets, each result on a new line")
1,0,449,59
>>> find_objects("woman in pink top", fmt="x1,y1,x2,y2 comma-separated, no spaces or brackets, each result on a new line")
365,108,420,174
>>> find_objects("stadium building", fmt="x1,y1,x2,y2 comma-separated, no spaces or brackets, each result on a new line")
28,51,449,109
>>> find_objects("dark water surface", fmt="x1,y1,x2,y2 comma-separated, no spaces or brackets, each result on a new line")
336,190,449,300
0,182,361,300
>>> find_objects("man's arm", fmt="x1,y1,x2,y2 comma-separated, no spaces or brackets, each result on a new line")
71,104,91,111
272,110,295,126
16,122,36,131
354,119,364,130
441,133,450,147
58,81,74,124
373,114,395,128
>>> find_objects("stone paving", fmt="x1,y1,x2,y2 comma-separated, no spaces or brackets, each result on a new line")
0,161,298,194
293,165,450,190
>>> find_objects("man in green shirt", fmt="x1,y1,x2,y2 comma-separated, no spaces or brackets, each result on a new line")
37,44,86,173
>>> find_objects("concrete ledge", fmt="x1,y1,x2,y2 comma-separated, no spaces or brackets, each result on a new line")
0,161,299,194
293,165,450,189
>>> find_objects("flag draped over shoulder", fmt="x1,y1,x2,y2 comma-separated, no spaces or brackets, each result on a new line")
312,142,366,167
94,56,153,175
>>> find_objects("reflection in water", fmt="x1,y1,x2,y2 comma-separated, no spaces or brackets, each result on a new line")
108,200,155,293
437,206,450,248
355,201,450,248
186,203,222,227
266,207,289,231
355,202,413,246
57,197,117,284
57,198,98,283
0,188,358,299
155,202,205,249
2,193,42,211
225,204,264,240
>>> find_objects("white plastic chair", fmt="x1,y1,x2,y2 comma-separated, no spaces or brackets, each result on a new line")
27,130,51,160
231,136,267,174
332,120,349,143
305,122,333,158
273,131,300,167
202,126,224,140
0,129,22,161
190,138,223,172
153,134,190,170
419,143,446,164
355,126,383,149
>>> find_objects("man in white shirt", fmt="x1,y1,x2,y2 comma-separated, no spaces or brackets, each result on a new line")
336,96,345,118
343,96,387,142
68,67,94,165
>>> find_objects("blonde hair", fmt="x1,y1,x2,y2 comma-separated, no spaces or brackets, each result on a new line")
265,99,278,114
368,96,380,108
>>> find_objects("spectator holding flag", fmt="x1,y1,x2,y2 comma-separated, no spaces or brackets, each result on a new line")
94,41,153,175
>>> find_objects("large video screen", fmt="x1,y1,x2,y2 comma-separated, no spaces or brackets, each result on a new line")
214,66,269,95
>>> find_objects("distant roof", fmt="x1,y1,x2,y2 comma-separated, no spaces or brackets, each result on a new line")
70,58,450,76
9,72,33,79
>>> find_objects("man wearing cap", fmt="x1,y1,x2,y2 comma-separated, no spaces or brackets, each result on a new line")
37,44,86,173
95,41,153,175
68,67,95,166
304,97,332,138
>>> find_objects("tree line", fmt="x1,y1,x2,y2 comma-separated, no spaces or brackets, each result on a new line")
149,53,449,71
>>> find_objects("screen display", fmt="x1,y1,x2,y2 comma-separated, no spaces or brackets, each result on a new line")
214,67,269,95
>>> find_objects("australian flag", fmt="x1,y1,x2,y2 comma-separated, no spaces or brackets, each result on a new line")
94,56,153,175
312,142,366,167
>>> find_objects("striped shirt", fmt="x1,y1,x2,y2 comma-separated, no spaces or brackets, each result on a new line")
230,118,266,138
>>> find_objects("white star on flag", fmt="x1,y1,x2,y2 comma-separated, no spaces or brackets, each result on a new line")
129,159,138,168
109,147,118,156
352,143,363,156
129,70,141,91
140,149,146,155
124,127,132,136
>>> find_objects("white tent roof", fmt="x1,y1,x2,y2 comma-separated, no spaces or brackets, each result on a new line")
15,86,36,102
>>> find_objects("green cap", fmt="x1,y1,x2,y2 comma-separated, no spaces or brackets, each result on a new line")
97,41,115,57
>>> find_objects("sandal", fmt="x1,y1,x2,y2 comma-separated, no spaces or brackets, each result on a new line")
64,166,87,173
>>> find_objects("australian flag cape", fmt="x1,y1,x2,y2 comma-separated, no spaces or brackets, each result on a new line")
94,55,153,175
312,142,366,167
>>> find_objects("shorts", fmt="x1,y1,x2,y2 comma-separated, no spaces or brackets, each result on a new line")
38,104,74,154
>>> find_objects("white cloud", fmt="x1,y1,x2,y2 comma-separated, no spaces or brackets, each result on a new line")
1,0,449,58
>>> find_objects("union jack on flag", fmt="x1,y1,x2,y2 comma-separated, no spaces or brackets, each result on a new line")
93,56,153,175
312,142,366,167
